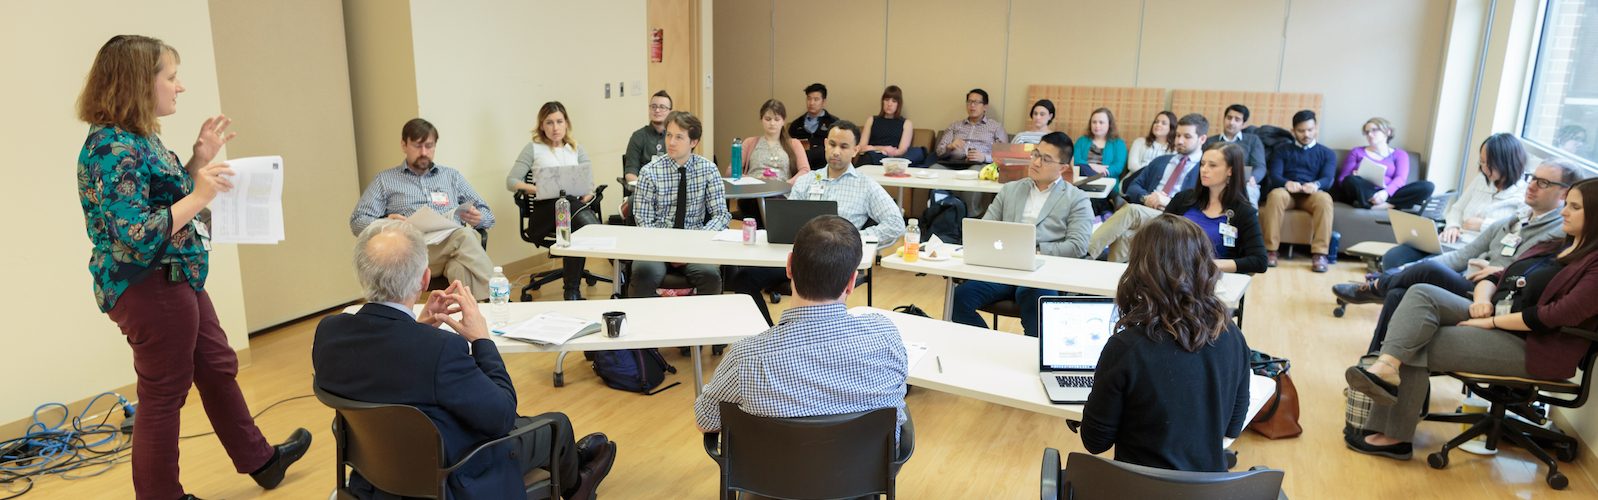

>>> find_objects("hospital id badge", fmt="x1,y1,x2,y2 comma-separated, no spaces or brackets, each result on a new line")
429,190,449,208
808,182,825,200
1495,292,1516,316
1500,233,1522,248
194,219,213,252
1219,223,1238,238
1223,235,1237,248
1500,244,1516,257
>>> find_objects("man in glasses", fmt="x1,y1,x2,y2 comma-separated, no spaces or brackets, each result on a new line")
948,131,1093,336
623,90,674,183
934,88,1008,163
1087,114,1209,261
1332,159,1584,352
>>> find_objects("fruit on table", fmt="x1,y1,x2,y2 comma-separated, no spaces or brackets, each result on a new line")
979,163,999,180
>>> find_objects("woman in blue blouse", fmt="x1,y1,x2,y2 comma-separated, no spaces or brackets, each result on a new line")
76,35,308,499
1090,143,1268,274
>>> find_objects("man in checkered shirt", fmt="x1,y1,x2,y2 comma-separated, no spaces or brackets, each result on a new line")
694,215,908,438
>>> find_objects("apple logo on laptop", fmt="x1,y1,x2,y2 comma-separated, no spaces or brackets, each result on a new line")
1411,229,1419,237
993,240,1005,251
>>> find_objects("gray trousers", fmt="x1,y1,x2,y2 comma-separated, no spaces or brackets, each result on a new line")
1369,284,1530,441
628,261,721,297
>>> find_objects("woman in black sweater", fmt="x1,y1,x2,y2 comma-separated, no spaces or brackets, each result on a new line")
1080,214,1253,472
1164,142,1269,274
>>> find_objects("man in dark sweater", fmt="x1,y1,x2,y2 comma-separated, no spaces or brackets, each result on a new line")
788,82,839,168
1260,110,1338,272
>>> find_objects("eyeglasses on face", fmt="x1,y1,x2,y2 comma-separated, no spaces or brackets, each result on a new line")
1029,150,1062,165
650,104,672,111
1524,173,1570,190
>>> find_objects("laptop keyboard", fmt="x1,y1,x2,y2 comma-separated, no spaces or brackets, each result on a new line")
1055,375,1094,388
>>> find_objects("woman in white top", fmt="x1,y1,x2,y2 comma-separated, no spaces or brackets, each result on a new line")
1442,133,1529,244
1010,99,1056,145
506,101,599,300
1126,111,1175,175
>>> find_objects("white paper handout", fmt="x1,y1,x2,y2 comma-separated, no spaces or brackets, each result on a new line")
1356,157,1389,187
408,206,461,245
210,156,285,244
903,340,931,371
724,177,766,186
500,312,602,345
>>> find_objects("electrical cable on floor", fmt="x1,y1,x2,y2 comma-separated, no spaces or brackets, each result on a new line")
0,393,313,499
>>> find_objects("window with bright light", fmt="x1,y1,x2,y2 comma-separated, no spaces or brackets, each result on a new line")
1523,0,1598,167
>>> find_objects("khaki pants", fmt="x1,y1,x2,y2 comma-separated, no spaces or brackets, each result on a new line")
1088,204,1163,262
1259,188,1333,254
428,227,493,300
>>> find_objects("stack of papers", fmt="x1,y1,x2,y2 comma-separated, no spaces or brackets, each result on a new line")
210,156,285,244
408,206,461,245
500,312,603,345
724,177,766,186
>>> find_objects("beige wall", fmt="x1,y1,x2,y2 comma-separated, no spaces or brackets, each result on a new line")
0,0,250,423
211,0,363,332
714,0,1448,170
343,0,420,188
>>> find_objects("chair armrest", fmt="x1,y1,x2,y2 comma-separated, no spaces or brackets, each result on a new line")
893,415,915,467
701,432,723,465
1065,419,1081,434
1562,327,1598,342
1040,448,1061,500
445,416,560,474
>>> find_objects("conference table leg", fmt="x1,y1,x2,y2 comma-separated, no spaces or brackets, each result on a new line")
692,345,704,395
942,277,955,320
611,258,624,298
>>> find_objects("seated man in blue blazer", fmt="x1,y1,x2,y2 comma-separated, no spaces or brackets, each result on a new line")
313,220,616,499
1089,113,1209,261
949,132,1094,336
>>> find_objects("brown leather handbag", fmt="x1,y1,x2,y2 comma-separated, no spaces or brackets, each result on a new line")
1247,351,1303,439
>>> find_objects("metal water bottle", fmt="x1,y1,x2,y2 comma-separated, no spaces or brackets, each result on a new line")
730,138,743,179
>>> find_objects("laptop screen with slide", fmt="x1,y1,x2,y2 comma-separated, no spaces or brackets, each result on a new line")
1038,296,1118,371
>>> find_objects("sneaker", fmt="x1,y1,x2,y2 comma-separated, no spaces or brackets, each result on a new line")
1312,254,1330,273
1267,251,1279,268
1344,432,1412,460
1332,280,1384,305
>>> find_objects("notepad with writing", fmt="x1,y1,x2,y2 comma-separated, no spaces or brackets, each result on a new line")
500,312,602,345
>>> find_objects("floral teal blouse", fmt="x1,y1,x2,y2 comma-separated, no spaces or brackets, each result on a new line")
78,125,209,312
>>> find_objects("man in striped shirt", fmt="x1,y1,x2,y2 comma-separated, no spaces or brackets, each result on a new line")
629,111,731,296
695,215,909,440
349,119,496,300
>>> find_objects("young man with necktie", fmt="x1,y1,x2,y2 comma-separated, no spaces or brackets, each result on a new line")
630,111,731,296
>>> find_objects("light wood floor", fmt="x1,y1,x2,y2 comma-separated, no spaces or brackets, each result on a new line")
24,255,1598,499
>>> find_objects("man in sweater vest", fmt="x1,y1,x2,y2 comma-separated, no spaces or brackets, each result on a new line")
1260,110,1337,272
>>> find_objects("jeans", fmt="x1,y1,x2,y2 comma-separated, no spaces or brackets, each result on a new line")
950,280,1057,336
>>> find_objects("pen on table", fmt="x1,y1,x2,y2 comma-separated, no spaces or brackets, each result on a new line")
936,356,943,373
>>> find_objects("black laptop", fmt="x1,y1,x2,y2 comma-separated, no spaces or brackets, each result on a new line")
763,199,838,244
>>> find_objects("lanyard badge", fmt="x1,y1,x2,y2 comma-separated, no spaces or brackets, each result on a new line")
1219,210,1237,247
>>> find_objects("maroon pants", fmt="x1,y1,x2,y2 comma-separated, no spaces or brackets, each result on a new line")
107,275,273,500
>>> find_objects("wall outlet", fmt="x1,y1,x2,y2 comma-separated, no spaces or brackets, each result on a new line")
604,83,611,99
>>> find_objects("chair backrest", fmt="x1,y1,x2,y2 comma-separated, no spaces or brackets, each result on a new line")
315,385,451,499
1541,327,1598,409
1059,452,1284,500
718,402,899,499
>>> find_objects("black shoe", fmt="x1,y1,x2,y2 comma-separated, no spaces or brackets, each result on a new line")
1345,366,1400,405
1332,280,1384,305
576,432,609,463
1344,431,1412,460
251,428,311,489
568,437,616,500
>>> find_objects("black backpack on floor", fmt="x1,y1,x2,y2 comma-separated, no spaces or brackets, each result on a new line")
592,349,679,395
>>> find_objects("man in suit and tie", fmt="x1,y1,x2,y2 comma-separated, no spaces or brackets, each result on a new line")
1088,113,1210,261
949,132,1094,336
1203,104,1268,205
313,220,616,499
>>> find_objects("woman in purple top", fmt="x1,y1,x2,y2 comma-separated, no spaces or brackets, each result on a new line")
1333,117,1435,211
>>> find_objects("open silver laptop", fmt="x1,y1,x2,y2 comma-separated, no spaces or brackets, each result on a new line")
530,164,595,200
1038,296,1118,404
1388,209,1456,255
962,219,1044,271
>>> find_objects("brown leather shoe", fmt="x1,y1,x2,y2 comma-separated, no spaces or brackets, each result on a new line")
567,437,616,500
1266,251,1279,268
1312,254,1330,273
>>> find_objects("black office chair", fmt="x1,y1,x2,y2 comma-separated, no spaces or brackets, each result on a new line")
1421,326,1598,490
1041,449,1287,500
313,385,565,500
703,402,913,500
515,184,613,302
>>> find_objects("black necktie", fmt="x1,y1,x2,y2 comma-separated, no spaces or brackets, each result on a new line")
674,166,688,229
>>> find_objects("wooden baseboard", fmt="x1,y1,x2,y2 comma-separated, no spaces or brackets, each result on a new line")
1,347,253,443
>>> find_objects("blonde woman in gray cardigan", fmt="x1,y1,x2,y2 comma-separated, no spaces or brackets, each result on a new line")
506,101,598,301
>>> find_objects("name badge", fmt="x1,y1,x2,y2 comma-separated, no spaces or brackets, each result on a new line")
1223,236,1237,248
1500,233,1522,248
1219,224,1238,238
1500,244,1517,257
1495,292,1516,317
429,190,449,207
808,181,825,199
195,220,213,252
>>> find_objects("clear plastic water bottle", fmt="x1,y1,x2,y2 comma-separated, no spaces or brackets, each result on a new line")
903,220,921,263
555,195,572,247
730,138,743,179
488,266,511,328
